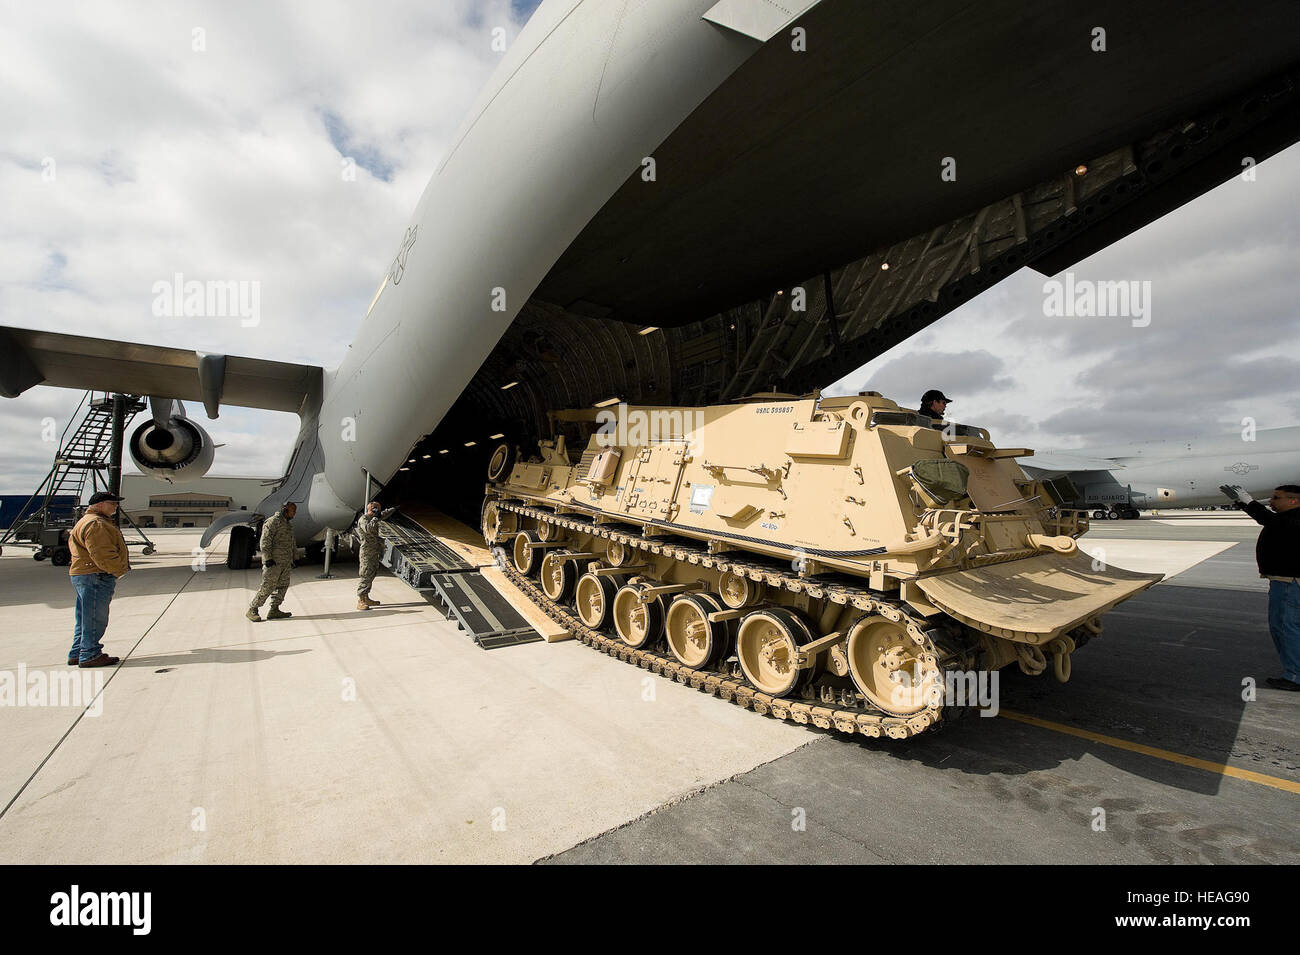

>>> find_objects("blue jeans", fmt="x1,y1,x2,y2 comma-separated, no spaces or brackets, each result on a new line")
1268,579,1300,683
71,572,116,662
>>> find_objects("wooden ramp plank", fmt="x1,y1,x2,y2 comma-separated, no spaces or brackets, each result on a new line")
481,566,572,643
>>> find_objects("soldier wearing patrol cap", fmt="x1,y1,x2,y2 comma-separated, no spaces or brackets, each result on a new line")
247,502,298,622
918,389,952,421
355,501,397,610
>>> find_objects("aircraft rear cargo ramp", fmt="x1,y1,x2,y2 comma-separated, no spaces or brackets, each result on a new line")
916,552,1162,644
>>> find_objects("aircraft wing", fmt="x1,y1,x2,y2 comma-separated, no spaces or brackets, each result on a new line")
1021,451,1125,476
0,325,320,418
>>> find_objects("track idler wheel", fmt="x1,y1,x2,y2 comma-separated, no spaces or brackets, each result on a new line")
846,615,942,717
665,592,734,670
574,572,626,630
540,549,579,603
512,531,543,576
736,607,814,698
613,580,666,649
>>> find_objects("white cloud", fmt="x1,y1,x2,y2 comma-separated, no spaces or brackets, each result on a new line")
829,145,1300,450
0,0,536,492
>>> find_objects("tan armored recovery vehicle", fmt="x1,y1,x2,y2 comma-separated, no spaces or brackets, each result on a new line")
481,392,1160,739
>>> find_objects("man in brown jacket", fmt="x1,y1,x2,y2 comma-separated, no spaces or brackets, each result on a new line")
67,491,131,667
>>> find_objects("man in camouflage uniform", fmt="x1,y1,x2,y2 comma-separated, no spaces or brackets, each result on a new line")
247,502,298,622
356,501,396,610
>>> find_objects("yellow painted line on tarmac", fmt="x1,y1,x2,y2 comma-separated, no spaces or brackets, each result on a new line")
998,709,1300,795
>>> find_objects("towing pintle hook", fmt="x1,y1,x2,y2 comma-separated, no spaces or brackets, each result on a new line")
1047,634,1077,682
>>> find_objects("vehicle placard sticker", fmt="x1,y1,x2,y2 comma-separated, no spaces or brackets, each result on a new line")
689,484,715,514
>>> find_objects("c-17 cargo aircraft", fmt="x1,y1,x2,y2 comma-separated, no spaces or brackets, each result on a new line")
4,0,1300,567
1024,427,1300,518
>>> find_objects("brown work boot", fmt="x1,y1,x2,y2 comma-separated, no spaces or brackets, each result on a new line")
79,654,119,668
356,598,371,611
246,607,262,622
266,607,292,620
364,595,381,606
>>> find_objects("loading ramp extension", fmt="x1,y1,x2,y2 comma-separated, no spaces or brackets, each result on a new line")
379,511,543,650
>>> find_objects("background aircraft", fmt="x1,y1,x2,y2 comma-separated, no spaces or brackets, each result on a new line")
1024,426,1300,516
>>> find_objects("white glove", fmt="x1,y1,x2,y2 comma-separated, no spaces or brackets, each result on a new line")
1219,484,1253,504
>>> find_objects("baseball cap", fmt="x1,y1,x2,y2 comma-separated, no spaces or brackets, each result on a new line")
88,491,125,505
921,389,952,404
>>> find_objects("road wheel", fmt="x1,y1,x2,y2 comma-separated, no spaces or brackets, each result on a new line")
846,615,942,717
666,592,732,669
512,531,542,576
540,549,578,602
736,607,813,698
613,581,665,648
574,572,624,629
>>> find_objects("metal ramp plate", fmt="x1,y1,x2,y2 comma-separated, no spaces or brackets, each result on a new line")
380,513,475,589
426,571,541,650
379,512,540,649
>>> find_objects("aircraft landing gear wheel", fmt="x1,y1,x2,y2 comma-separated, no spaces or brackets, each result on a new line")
574,572,625,629
512,531,542,576
1091,510,1107,521
613,581,666,648
540,549,578,602
846,615,942,717
34,551,46,561
666,592,733,669
51,548,71,566
736,607,813,698
227,524,256,569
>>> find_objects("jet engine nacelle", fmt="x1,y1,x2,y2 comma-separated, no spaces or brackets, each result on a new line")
129,402,215,483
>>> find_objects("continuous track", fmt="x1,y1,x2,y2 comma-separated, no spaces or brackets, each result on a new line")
493,501,979,739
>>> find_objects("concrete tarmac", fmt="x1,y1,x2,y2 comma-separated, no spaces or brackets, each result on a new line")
1,512,1295,864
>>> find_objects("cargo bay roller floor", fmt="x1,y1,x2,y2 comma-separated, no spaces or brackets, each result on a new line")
0,514,1296,864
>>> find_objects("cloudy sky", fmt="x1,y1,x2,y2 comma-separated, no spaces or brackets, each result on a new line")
1,0,1297,494
825,144,1300,451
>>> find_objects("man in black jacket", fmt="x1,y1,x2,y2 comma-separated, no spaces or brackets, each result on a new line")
1220,483,1300,691
917,389,951,421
